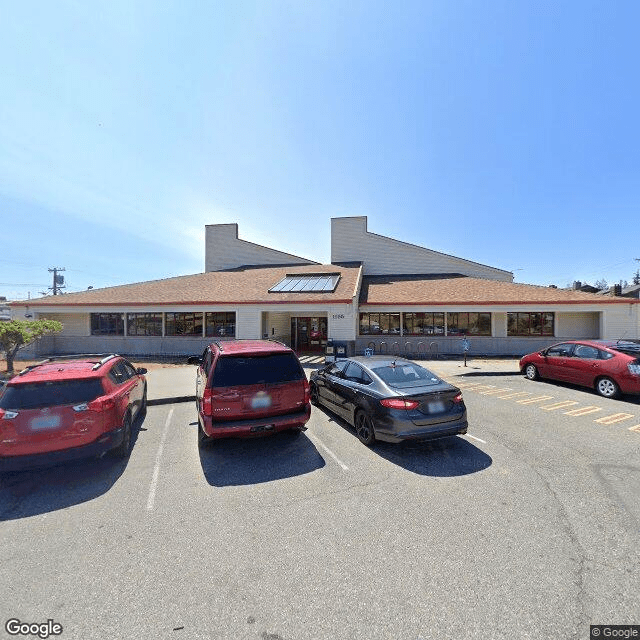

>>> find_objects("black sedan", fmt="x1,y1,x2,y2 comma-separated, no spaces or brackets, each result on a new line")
309,356,468,446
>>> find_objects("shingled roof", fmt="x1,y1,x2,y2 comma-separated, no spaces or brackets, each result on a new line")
360,275,640,305
13,264,362,307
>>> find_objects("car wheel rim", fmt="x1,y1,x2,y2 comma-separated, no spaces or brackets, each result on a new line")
598,380,616,397
357,414,371,441
526,365,536,379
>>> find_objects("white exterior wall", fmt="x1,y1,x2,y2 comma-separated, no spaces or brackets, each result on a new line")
236,308,262,339
600,303,640,339
331,217,513,281
556,312,600,338
264,311,291,342
205,224,316,272
36,312,90,336
493,312,507,338
326,304,356,340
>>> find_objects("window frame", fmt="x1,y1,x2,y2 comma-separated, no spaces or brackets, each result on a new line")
90,313,124,336
165,312,204,337
507,312,555,337
127,312,162,336
205,312,236,338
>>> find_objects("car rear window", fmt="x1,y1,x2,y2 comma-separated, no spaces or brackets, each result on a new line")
371,363,441,389
0,379,105,410
210,353,305,387
609,342,640,357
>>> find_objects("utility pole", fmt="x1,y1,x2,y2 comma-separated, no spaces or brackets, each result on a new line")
48,267,66,295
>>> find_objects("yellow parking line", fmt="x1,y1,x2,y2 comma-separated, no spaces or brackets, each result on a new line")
564,406,603,417
480,388,512,395
540,401,579,411
496,391,531,399
458,383,495,390
594,413,636,425
517,395,554,405
629,425,640,433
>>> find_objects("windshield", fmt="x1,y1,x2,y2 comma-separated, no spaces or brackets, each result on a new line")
0,379,105,410
210,353,304,387
371,363,441,389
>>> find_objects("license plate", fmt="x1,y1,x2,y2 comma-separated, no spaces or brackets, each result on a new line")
428,401,445,413
250,425,274,433
251,392,272,410
30,416,62,430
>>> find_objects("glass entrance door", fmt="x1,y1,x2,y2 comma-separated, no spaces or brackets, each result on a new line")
291,317,327,352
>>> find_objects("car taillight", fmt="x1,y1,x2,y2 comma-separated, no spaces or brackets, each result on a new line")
202,388,213,416
87,397,116,411
380,398,420,410
453,393,464,404
0,408,19,419
303,378,310,404
628,361,640,376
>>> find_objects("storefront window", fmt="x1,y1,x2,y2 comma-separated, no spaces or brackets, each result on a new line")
127,313,162,336
91,313,124,336
403,312,445,335
447,313,491,336
165,312,204,336
507,312,554,336
205,312,236,337
359,313,400,335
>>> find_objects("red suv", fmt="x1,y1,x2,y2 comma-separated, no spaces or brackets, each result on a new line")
0,354,147,470
520,340,640,398
190,340,310,443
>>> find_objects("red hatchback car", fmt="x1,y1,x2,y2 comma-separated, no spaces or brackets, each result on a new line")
519,340,640,398
0,354,147,470
190,339,311,443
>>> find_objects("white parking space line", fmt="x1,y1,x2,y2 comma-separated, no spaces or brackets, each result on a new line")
146,407,174,511
466,434,487,444
540,400,579,411
306,433,349,471
594,413,636,425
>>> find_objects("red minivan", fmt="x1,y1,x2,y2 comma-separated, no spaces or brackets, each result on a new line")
0,354,147,470
190,340,311,443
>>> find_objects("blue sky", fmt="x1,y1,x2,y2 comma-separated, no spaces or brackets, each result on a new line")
1,0,639,300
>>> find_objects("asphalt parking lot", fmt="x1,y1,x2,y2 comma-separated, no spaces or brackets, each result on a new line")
1,357,638,640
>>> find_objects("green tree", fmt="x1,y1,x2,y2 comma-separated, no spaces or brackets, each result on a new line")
0,319,63,374
633,270,640,286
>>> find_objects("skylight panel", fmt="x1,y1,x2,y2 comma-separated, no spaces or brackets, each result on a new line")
269,273,341,293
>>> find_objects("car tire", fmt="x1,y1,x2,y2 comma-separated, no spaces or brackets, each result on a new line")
355,410,376,447
595,377,620,399
310,383,319,406
113,413,132,458
197,420,211,447
524,364,539,381
139,385,148,418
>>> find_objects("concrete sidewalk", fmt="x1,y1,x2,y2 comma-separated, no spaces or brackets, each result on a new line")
143,358,522,405
145,365,197,405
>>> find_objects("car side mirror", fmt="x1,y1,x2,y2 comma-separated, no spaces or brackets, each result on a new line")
187,356,203,365
136,367,147,375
